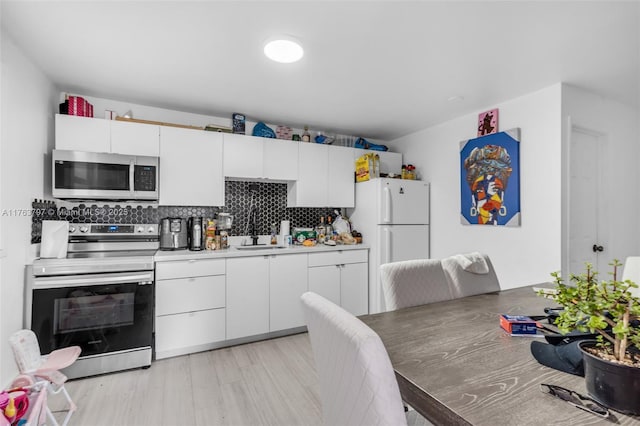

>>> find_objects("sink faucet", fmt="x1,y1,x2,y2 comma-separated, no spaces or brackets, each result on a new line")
249,205,259,245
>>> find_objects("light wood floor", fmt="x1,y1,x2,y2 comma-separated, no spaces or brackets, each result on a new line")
49,332,430,426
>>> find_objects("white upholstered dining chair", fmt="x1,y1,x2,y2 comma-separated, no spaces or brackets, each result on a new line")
300,292,407,426
380,259,453,311
622,256,640,298
441,252,500,298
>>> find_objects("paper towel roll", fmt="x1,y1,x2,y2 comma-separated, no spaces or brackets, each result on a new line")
280,220,290,236
41,220,69,258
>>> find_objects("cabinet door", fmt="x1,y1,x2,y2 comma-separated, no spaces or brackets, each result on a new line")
110,120,159,156
328,145,355,208
340,262,369,316
269,254,308,331
55,114,110,152
263,139,299,180
308,265,341,306
288,143,328,207
223,133,263,178
155,308,225,358
159,126,224,206
156,275,225,316
226,257,270,339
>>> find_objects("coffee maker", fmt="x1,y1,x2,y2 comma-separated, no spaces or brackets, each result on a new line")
188,217,204,251
160,217,188,250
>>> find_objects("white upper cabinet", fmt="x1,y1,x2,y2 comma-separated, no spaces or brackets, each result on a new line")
55,114,160,156
288,143,354,208
224,134,264,178
223,133,298,181
110,119,160,156
263,139,299,180
288,143,328,207
159,126,224,206
328,145,355,207
55,114,110,152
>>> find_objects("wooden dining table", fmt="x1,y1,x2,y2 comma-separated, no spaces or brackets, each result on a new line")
359,285,640,426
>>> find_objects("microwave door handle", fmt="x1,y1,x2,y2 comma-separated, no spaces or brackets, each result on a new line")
129,159,135,197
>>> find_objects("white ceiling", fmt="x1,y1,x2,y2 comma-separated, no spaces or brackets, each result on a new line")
2,1,639,141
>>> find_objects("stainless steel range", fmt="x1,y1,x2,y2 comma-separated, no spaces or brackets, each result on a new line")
26,223,159,379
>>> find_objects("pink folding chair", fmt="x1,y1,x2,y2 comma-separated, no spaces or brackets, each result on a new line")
9,330,80,426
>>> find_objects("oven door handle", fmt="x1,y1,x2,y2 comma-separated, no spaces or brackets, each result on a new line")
33,272,154,289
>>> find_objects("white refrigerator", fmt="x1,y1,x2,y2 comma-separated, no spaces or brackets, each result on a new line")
349,178,430,313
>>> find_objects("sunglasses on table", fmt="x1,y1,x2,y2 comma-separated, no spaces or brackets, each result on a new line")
539,383,610,419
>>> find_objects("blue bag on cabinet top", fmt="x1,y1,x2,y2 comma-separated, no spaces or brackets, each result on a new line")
354,137,388,151
252,122,276,138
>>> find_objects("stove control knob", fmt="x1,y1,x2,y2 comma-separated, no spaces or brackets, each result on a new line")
68,226,76,233
136,226,145,233
79,226,89,233
148,226,156,233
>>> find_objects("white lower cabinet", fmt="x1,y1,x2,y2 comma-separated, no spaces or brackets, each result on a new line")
308,264,341,306
340,262,369,316
154,249,367,359
226,256,270,339
155,258,226,359
308,249,369,316
269,253,308,331
156,309,225,356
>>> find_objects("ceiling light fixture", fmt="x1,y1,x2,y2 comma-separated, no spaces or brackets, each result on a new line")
264,35,304,63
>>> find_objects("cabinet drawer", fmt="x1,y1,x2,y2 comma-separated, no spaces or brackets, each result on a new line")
308,249,368,267
156,275,225,316
156,258,225,280
155,308,225,354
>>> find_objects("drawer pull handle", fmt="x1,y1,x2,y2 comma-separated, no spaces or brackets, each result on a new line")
188,259,197,263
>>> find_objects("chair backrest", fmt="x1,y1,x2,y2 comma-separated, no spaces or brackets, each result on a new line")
622,256,640,298
300,292,407,426
441,252,500,298
9,329,44,373
380,259,453,310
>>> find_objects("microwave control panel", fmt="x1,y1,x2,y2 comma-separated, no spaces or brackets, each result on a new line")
134,165,157,191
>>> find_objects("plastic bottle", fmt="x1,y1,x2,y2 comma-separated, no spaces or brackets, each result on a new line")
302,125,311,142
326,216,336,241
270,223,278,245
315,216,326,244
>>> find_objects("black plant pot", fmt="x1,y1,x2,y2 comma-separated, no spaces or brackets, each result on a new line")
579,340,640,415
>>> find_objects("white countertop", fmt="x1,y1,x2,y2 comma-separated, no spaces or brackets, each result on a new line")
154,243,369,262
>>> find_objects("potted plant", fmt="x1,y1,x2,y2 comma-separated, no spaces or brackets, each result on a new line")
545,259,640,414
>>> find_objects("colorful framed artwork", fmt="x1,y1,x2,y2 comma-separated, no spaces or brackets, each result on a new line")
478,108,498,137
460,128,520,226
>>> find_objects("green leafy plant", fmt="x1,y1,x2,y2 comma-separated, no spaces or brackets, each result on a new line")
546,260,640,362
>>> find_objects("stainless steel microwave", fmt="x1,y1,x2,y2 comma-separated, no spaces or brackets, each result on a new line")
52,150,159,200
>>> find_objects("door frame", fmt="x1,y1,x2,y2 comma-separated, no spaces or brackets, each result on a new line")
563,116,609,278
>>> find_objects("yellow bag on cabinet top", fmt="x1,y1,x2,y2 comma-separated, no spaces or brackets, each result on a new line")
355,153,380,182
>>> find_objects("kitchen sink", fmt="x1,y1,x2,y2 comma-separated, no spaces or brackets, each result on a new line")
234,245,287,251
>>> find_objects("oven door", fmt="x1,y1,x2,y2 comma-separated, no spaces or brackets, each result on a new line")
30,271,154,356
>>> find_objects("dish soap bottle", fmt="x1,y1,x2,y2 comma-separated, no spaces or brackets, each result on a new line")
302,125,311,142
271,223,278,245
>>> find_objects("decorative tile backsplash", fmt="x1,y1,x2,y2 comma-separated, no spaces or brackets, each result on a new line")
32,181,340,243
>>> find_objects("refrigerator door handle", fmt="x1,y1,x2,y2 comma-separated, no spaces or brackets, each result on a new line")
383,227,391,263
383,186,391,223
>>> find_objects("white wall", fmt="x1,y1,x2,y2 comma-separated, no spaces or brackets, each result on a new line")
561,84,640,274
0,29,58,386
389,84,563,290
